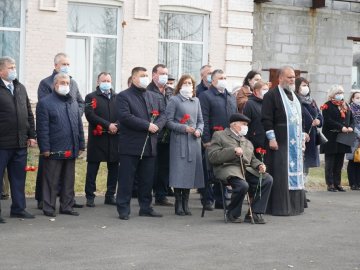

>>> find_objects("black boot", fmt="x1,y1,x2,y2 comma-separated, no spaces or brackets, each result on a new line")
182,189,192,216
174,188,185,216
0,203,5,223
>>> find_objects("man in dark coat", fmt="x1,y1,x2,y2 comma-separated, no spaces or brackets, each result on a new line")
84,72,119,207
116,67,166,220
196,64,213,97
35,52,85,209
0,56,37,223
147,64,174,206
198,69,238,209
36,73,85,217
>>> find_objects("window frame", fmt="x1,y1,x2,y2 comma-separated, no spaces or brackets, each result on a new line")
158,11,209,81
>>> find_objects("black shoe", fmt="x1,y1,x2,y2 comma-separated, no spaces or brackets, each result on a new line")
60,210,79,216
119,215,129,220
327,186,337,192
37,201,43,210
104,196,116,206
86,198,95,207
139,210,163,217
10,210,35,219
155,198,173,206
73,203,84,208
227,212,242,223
214,201,224,209
1,194,9,200
245,213,266,224
167,188,175,197
335,186,346,192
43,211,56,217
0,216,6,223
203,203,214,211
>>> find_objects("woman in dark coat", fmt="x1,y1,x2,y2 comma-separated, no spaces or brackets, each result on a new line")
320,85,354,192
295,78,323,177
346,89,360,190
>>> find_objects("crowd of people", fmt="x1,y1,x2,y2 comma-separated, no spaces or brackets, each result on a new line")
0,53,359,224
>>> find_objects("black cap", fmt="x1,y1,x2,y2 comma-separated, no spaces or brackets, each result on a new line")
229,113,251,124
168,74,175,81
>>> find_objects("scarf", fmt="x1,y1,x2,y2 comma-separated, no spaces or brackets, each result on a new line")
331,99,348,119
298,94,313,105
350,102,360,126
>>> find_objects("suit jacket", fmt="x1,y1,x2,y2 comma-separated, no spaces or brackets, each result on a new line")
208,128,262,182
85,87,119,162
116,84,166,157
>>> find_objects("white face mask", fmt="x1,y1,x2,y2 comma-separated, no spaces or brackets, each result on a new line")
239,125,248,136
179,86,193,99
158,74,168,86
353,100,360,105
300,86,310,96
216,79,227,91
261,89,268,98
57,85,70,96
139,77,150,89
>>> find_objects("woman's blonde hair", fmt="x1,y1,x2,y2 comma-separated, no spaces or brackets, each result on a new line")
327,84,344,100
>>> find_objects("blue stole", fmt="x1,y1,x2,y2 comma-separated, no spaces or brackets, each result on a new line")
278,86,304,190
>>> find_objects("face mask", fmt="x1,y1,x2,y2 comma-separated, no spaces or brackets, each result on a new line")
206,74,212,84
300,86,310,96
8,70,17,81
239,126,248,136
261,89,268,98
158,74,168,86
334,94,344,101
216,79,227,91
60,65,70,74
353,100,360,105
99,82,111,92
57,85,70,96
139,77,150,89
179,86,193,99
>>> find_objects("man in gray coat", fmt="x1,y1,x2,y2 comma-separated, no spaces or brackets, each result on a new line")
208,113,273,224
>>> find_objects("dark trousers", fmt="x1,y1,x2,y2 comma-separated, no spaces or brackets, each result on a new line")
347,160,360,187
116,155,155,216
227,172,273,218
199,148,214,205
35,155,44,202
153,143,170,201
42,159,75,213
85,161,118,199
0,148,27,214
325,153,345,187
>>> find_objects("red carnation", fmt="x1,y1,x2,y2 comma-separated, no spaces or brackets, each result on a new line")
92,130,99,136
91,98,97,109
180,114,191,124
256,147,262,154
24,166,31,172
213,126,224,131
260,149,267,155
64,150,72,158
151,110,160,117
320,104,328,110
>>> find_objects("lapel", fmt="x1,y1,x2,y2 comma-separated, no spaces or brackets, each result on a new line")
224,128,241,143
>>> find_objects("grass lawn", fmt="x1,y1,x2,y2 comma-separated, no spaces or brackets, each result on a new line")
23,148,350,196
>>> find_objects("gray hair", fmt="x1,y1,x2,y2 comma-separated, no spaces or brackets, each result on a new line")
54,53,68,64
211,69,224,80
200,64,212,75
278,65,294,78
53,72,70,85
327,84,344,100
0,56,16,70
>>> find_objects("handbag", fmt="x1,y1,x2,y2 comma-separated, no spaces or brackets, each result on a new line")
354,148,360,163
336,132,356,147
315,129,328,145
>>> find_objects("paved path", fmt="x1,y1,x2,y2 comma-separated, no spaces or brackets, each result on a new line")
0,191,359,270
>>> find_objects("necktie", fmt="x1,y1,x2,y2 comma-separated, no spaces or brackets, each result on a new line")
8,83,14,95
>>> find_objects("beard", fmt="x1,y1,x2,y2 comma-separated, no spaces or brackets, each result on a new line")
283,83,295,92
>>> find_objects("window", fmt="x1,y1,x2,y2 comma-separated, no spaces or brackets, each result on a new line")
0,0,24,78
158,12,209,83
66,3,121,96
352,42,360,89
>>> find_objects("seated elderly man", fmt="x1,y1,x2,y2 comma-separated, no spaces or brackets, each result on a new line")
208,113,273,224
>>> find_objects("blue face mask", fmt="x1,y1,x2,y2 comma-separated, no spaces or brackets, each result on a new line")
8,70,17,81
60,65,70,74
158,74,168,86
206,74,212,84
99,82,111,92
334,94,344,101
